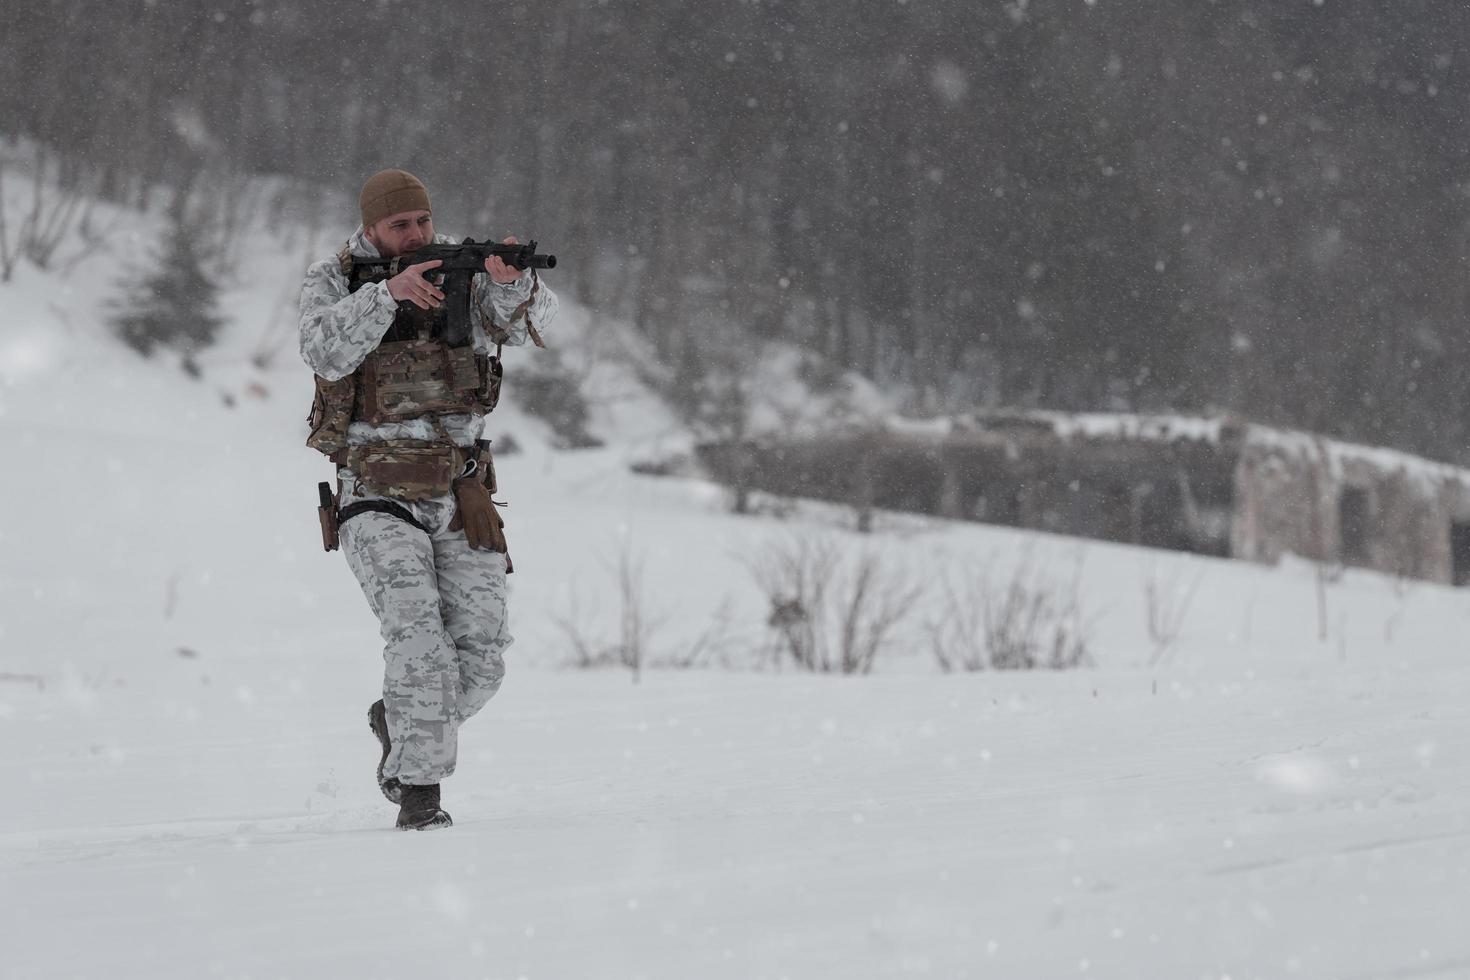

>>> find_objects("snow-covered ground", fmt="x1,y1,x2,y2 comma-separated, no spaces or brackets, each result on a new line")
2,183,1468,979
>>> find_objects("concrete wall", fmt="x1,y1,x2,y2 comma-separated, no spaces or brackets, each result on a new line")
1230,438,1470,584
695,418,1470,586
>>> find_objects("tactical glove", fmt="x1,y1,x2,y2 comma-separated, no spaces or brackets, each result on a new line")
449,476,507,553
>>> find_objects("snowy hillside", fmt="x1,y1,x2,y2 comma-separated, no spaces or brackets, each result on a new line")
2,183,1469,980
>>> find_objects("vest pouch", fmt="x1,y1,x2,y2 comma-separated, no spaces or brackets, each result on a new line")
362,340,476,424
477,353,503,412
445,344,480,395
345,440,459,501
306,375,355,455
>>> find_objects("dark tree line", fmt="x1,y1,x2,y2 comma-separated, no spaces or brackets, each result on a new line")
5,0,1470,459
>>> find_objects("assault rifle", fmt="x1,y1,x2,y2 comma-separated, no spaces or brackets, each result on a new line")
352,239,557,347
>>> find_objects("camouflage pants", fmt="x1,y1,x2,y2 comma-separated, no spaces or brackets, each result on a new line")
338,472,511,786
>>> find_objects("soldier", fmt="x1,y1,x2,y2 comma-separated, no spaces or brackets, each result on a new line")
299,169,558,830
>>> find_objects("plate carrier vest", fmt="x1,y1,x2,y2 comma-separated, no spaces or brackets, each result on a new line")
305,243,504,462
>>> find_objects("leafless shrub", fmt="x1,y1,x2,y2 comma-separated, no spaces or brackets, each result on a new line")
1143,560,1203,665
926,563,991,672
748,534,920,674
1313,558,1343,643
928,550,1093,672
553,549,740,676
1382,585,1411,644
552,541,664,682
613,544,656,683
552,581,605,671
656,595,741,670
52,204,123,276
0,147,98,281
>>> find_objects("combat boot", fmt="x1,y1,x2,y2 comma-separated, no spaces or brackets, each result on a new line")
396,783,452,831
367,700,403,804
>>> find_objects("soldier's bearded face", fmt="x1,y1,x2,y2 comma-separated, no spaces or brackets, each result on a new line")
365,210,434,257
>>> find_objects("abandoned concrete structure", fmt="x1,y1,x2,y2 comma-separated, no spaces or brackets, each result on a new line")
696,411,1470,585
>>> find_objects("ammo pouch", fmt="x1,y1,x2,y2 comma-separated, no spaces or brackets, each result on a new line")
343,440,466,501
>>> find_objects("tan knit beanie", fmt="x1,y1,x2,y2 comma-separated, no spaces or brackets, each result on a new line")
359,169,432,227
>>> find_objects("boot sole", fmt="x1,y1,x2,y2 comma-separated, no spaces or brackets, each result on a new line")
397,810,453,831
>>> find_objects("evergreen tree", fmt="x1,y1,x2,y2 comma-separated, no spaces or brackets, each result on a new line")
110,208,223,373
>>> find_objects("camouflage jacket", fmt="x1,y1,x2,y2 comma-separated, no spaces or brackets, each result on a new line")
298,227,559,447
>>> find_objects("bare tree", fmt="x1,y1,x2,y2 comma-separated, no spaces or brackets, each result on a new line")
0,148,96,282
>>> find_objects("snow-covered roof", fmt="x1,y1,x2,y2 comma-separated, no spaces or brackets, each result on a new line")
962,409,1229,446
1242,423,1470,491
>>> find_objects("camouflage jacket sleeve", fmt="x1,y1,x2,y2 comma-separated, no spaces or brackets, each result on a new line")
470,270,560,348
298,258,398,381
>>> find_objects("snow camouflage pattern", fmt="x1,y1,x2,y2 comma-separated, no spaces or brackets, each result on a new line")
299,225,556,788
299,226,558,448
338,472,511,784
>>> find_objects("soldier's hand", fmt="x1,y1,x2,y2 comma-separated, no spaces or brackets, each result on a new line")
386,259,445,309
485,236,525,285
